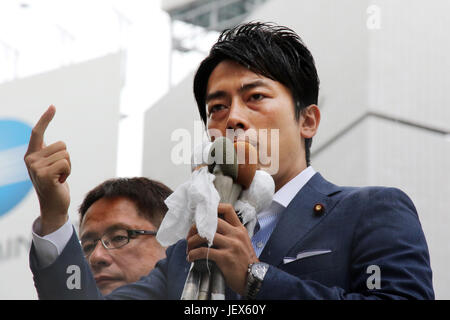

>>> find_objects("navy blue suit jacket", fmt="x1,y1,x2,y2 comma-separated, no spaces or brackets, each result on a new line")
29,173,434,299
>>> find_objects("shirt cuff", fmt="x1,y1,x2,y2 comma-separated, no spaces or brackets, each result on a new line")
32,217,74,268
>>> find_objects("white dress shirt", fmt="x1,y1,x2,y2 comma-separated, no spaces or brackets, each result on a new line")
251,166,316,257
32,216,73,268
31,166,317,267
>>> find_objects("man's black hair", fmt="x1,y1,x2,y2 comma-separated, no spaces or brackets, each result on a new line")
79,177,172,229
193,22,320,166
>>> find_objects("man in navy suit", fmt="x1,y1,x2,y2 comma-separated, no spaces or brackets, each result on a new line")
26,22,434,299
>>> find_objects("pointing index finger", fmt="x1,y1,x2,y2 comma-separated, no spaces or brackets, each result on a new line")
27,105,56,154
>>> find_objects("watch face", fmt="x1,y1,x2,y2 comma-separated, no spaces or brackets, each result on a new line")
252,263,268,280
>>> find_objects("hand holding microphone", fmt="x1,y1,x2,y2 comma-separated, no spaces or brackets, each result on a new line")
186,137,263,296
156,135,274,298
191,137,257,271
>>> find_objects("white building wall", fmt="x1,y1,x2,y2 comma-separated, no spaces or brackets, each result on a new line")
368,0,450,132
312,119,369,187
143,72,200,190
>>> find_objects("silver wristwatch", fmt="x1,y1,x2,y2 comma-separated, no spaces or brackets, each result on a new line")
245,262,269,299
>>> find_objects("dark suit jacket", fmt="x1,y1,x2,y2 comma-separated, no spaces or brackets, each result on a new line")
29,172,434,299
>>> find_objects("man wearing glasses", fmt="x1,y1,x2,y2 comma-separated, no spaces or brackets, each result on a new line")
27,108,173,295
74,177,172,295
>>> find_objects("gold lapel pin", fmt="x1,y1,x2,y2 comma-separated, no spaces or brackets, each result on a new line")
313,203,325,215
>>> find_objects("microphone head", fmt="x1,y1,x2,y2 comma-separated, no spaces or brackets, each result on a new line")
207,137,258,189
207,137,238,180
234,141,258,189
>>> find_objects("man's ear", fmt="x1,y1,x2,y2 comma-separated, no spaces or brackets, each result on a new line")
299,105,321,139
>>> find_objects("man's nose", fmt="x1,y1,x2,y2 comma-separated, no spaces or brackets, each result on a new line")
226,99,249,131
88,241,113,269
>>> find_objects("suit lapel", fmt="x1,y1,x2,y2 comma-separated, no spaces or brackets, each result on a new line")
258,173,341,267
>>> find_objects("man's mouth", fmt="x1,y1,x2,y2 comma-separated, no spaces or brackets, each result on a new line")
233,136,258,149
94,275,120,286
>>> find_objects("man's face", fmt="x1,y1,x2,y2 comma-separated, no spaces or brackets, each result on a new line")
205,60,313,190
80,196,165,295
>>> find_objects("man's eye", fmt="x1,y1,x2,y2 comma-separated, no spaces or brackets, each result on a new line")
111,235,128,243
249,93,265,101
82,243,95,254
208,105,227,116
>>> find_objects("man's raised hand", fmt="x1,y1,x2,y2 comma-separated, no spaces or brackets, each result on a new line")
24,105,71,236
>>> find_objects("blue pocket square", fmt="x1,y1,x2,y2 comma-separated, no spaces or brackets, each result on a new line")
283,249,332,264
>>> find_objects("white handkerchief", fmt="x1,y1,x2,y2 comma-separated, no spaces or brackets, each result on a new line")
156,166,220,247
283,250,332,264
234,170,274,238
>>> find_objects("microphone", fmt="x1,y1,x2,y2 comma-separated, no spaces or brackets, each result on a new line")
182,136,259,300
209,137,257,202
193,136,257,272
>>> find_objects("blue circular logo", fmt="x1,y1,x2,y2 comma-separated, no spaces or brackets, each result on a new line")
0,119,33,218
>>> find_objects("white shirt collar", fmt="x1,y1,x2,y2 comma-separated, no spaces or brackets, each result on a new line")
272,166,316,208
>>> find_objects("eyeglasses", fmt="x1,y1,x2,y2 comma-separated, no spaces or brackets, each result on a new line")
81,228,157,258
